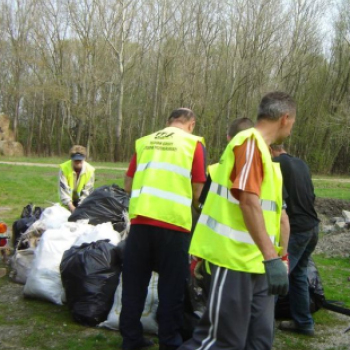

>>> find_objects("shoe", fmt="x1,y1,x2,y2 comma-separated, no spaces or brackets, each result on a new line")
123,338,155,350
279,320,314,336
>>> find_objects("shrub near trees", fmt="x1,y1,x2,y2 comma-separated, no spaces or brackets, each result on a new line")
0,0,350,173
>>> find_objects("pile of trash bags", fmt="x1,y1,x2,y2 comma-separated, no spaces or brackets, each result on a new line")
68,185,130,233
9,185,162,332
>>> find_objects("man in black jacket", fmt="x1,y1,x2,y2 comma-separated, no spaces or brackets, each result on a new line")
271,144,320,336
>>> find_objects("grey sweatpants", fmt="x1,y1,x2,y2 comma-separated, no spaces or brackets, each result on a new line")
180,265,274,350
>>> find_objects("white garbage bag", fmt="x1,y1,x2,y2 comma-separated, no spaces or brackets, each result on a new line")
39,204,71,230
24,222,92,304
99,272,158,334
73,222,121,247
9,248,35,284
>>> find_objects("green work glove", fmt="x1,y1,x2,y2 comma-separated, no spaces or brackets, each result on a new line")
263,257,289,296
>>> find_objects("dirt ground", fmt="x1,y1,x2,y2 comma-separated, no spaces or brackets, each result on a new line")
314,197,350,257
314,197,350,218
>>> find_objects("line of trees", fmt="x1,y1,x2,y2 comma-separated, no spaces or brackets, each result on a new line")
1,0,350,173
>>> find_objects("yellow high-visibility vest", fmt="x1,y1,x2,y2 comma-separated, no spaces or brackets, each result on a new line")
208,163,218,176
190,128,282,274
60,160,95,198
129,126,205,231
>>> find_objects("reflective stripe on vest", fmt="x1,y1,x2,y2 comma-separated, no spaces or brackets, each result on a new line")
136,162,191,179
129,126,205,231
198,214,276,245
189,127,282,273
131,186,192,207
209,181,277,212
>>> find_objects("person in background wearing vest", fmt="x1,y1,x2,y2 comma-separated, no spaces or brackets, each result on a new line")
120,108,206,350
191,118,255,291
197,117,255,210
180,92,296,350
59,145,95,213
271,144,319,336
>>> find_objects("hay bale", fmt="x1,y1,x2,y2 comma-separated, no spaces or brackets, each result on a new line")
0,140,24,156
6,129,15,142
0,113,10,132
0,129,15,142
0,114,15,142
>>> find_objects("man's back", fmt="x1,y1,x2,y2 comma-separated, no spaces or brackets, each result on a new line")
273,154,319,233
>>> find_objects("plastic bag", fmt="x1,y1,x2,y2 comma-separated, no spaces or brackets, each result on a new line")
24,222,90,304
9,248,35,284
68,185,129,232
73,222,121,247
60,240,122,326
17,220,46,250
306,257,325,311
39,204,71,230
99,272,159,334
12,217,37,249
275,257,325,319
12,204,43,249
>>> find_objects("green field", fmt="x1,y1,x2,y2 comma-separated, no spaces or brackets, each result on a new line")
0,159,125,224
0,157,350,350
313,176,350,201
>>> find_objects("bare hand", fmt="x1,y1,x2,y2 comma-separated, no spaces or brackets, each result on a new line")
68,203,76,213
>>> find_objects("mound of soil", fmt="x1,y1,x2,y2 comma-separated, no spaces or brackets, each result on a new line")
315,231,350,257
315,197,350,218
314,197,350,257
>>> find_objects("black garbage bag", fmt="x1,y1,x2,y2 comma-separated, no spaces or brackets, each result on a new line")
307,257,325,311
68,185,129,232
12,204,43,249
275,257,325,319
60,240,122,326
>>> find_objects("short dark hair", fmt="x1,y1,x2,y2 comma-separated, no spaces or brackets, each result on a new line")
257,92,296,121
168,108,195,123
270,144,286,152
228,118,254,138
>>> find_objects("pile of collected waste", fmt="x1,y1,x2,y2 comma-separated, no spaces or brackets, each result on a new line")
8,185,159,333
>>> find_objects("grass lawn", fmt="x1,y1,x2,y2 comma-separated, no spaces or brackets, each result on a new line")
0,160,125,224
0,157,350,350
313,176,350,201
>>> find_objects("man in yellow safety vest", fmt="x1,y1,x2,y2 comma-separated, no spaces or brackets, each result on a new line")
59,145,95,212
179,92,296,350
120,108,206,350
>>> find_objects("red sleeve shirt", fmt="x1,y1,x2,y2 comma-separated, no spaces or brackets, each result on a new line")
192,142,207,183
127,141,207,232
126,153,137,178
230,137,263,200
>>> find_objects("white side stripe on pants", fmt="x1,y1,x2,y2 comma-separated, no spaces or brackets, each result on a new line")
197,267,228,350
